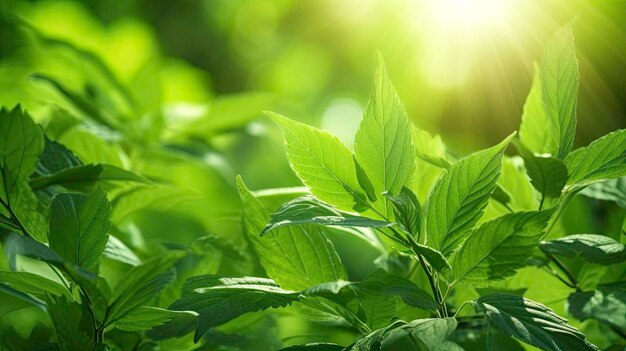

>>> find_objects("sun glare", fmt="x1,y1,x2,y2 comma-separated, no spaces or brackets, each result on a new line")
426,0,513,30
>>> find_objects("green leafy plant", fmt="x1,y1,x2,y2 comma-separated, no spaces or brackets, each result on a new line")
1,17,625,351
172,23,625,351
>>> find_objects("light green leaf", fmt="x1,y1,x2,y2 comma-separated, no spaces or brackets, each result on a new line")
0,105,47,241
540,234,626,265
103,235,141,266
105,253,181,327
426,133,515,256
238,176,348,291
111,184,200,223
0,271,68,298
540,23,580,159
474,293,599,351
49,188,112,272
519,63,556,155
261,195,393,236
411,127,448,202
451,211,552,287
266,111,370,213
115,306,198,332
568,282,626,328
354,59,415,217
565,129,626,188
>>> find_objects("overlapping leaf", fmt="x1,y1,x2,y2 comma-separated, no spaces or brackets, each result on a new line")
540,234,626,265
426,133,514,256
474,293,598,351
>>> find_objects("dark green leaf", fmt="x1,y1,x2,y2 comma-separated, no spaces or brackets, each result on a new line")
516,141,568,199
170,275,300,342
47,295,98,351
261,195,393,236
384,187,421,237
580,177,626,208
30,164,149,191
568,282,626,328
114,306,197,332
280,343,344,351
474,293,599,351
384,318,461,351
106,253,181,327
540,234,626,265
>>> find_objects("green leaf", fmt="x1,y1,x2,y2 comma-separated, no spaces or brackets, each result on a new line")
580,176,626,208
111,185,200,223
516,141,568,200
47,295,98,351
0,271,68,298
30,164,149,191
384,187,421,237
0,105,47,241
261,195,393,236
540,234,626,265
412,127,450,169
426,133,515,256
49,188,112,272
170,276,301,342
266,111,370,213
354,59,415,217
451,211,552,287
408,242,451,275
519,63,556,155
357,269,438,312
474,293,599,351
34,137,82,176
384,318,462,351
103,235,141,266
280,343,344,351
105,253,181,327
568,282,626,328
114,306,198,332
565,129,626,188
347,321,405,351
237,176,348,291
540,23,580,159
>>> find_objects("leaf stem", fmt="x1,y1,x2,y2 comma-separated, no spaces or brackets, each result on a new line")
545,252,578,289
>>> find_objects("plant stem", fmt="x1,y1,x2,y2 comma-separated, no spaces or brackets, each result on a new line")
545,252,578,289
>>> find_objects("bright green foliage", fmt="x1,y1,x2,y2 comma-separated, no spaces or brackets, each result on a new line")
540,234,626,265
49,189,112,272
451,211,551,286
354,59,416,218
267,112,370,213
1,17,626,351
565,129,626,188
474,294,598,351
426,133,514,256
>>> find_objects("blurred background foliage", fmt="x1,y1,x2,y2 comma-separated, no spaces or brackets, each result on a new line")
0,0,624,349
